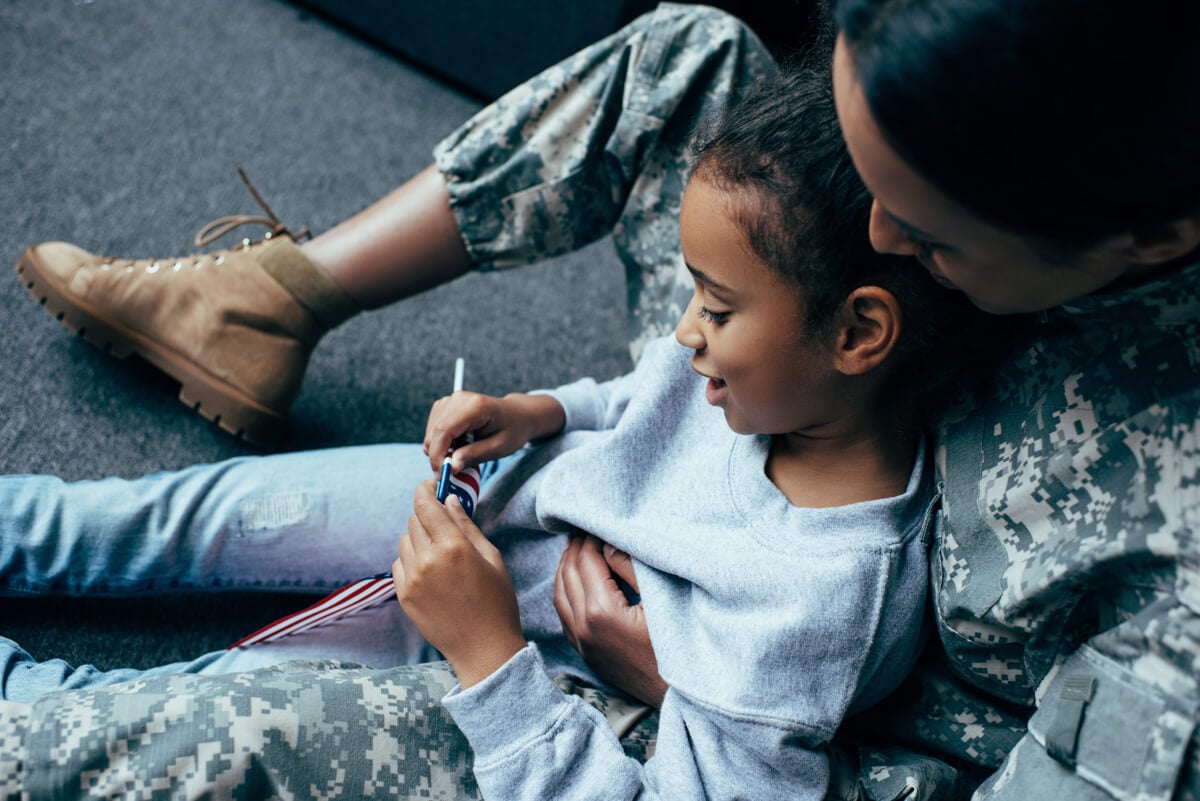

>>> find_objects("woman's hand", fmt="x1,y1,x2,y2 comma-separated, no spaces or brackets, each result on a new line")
554,534,668,708
393,479,526,688
424,391,565,472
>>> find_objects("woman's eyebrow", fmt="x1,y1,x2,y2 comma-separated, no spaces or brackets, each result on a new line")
885,210,941,242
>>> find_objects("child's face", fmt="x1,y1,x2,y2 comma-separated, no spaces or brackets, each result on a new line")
675,175,840,437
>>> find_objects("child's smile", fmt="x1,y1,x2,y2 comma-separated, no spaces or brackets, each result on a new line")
674,176,842,439
699,371,728,406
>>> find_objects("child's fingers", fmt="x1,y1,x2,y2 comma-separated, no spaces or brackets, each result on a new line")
601,540,639,593
425,393,497,472
422,396,456,459
443,495,498,559
575,536,628,598
394,525,418,576
412,479,469,546
407,479,442,547
447,437,511,472
553,535,586,649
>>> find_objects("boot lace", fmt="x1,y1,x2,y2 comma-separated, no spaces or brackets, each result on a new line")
193,168,312,248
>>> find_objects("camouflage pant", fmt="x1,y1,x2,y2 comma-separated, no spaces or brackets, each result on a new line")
0,660,658,800
435,1,776,359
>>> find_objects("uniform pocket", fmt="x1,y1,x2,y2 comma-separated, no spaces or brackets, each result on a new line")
1024,646,1195,800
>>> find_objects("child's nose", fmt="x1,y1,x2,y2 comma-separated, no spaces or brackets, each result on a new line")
675,296,706,351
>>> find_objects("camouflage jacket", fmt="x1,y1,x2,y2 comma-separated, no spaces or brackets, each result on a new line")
855,259,1200,800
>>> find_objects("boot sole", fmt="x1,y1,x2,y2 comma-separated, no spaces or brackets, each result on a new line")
16,248,286,446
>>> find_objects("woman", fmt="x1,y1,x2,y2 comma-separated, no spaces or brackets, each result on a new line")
829,3,1200,799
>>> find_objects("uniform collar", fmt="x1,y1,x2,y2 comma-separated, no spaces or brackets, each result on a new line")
1052,257,1200,328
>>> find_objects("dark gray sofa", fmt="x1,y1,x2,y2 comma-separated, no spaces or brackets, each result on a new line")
294,0,817,100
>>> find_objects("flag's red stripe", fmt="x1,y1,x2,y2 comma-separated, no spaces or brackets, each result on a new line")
257,580,393,640
453,472,480,493
252,579,392,638
229,577,395,648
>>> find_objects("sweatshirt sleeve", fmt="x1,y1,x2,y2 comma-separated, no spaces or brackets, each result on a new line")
535,337,675,434
441,645,833,801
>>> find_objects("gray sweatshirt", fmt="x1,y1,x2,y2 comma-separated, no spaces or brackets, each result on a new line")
441,337,932,800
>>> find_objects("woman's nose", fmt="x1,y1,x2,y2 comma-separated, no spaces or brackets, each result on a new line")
868,200,921,257
675,296,705,350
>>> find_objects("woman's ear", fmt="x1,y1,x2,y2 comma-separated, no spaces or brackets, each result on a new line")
1117,214,1200,266
832,286,902,376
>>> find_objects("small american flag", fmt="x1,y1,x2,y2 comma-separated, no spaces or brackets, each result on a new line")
440,465,480,516
228,465,482,649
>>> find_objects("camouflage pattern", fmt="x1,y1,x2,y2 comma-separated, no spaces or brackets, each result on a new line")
434,2,776,359
0,660,655,799
554,673,658,763
843,261,1200,800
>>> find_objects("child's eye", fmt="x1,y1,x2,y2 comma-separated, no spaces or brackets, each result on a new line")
697,306,730,325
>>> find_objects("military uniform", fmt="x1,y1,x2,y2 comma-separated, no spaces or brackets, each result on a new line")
871,265,1200,801
3,2,1196,799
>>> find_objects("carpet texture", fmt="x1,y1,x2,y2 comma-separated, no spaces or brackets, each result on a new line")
1,0,630,669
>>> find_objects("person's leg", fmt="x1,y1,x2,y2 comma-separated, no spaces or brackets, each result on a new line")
303,164,472,307
0,443,432,597
433,4,776,357
2,660,659,799
0,603,437,703
6,660,480,799
16,6,773,441
0,447,524,701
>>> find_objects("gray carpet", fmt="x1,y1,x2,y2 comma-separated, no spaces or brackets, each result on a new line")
1,0,629,669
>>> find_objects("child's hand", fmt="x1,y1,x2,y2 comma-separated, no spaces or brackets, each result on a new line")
424,391,565,472
555,534,667,708
393,479,526,688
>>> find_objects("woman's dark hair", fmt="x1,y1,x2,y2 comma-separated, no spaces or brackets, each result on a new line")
692,46,998,423
832,0,1200,247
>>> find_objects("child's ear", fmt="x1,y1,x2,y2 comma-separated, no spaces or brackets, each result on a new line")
832,286,902,376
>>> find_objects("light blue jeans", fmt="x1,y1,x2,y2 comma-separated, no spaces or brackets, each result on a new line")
0,443,478,702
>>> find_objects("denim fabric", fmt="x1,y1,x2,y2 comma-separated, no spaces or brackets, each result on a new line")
0,443,440,701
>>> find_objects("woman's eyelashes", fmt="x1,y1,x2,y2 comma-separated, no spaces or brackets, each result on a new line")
697,305,730,325
911,235,951,258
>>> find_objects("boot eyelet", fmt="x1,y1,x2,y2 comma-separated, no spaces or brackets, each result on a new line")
171,261,183,272
214,255,225,265
100,263,113,271
241,238,252,251
146,262,161,274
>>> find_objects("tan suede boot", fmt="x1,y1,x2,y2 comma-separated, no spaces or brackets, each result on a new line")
15,173,359,445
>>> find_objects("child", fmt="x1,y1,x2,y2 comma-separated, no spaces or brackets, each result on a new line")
389,62,982,800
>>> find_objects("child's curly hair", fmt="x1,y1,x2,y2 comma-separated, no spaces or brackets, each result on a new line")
690,45,1012,424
